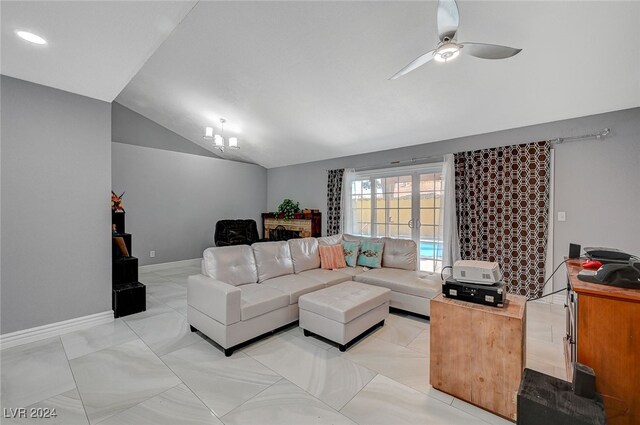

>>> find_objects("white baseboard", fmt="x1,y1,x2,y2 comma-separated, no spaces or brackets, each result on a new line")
0,311,114,350
138,258,200,272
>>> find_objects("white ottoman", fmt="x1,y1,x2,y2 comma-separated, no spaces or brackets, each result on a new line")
298,281,391,351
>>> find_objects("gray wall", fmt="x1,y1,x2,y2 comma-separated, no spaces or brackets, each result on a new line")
111,142,267,266
267,107,640,290
112,102,221,159
1,76,112,334
111,103,268,266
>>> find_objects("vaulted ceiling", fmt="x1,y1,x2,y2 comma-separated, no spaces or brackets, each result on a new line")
3,1,640,168
1,1,196,102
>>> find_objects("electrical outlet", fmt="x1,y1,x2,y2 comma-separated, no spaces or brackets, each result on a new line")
557,212,566,222
150,250,156,258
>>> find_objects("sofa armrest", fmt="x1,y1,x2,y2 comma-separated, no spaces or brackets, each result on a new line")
188,274,241,325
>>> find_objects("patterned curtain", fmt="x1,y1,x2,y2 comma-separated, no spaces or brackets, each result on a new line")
454,141,551,297
326,169,345,236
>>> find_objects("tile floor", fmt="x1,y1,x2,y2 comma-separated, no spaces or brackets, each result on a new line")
1,263,567,425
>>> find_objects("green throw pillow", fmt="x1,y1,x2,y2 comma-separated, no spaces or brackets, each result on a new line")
342,241,360,267
357,241,384,268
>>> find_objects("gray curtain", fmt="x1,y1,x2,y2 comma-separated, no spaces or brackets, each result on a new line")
454,141,551,297
326,169,345,236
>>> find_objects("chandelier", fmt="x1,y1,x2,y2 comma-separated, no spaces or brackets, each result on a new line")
203,118,239,152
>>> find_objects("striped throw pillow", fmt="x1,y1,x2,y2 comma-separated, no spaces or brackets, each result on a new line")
319,244,347,270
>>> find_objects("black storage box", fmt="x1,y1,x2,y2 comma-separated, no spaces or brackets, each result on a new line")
112,211,125,234
113,282,146,318
112,233,132,258
113,256,138,285
517,368,606,425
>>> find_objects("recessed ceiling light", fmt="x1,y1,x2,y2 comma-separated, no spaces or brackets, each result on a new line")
16,30,47,45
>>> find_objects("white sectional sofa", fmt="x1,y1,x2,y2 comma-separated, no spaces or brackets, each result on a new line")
187,234,441,356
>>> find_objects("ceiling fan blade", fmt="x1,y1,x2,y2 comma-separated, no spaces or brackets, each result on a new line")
461,42,522,59
389,49,436,80
437,0,460,42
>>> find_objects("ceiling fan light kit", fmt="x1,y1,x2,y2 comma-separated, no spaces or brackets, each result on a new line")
433,42,461,63
390,0,522,79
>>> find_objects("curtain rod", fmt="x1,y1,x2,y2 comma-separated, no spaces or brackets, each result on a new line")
353,155,444,172
327,127,611,172
549,128,611,145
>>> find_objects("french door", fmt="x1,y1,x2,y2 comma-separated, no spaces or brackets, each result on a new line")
349,165,444,272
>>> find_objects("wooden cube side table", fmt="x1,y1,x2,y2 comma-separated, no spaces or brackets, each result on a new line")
430,293,526,421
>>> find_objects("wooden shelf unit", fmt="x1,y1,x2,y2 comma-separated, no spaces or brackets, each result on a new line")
430,293,526,421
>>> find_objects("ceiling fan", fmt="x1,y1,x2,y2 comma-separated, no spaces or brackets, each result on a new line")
389,0,522,80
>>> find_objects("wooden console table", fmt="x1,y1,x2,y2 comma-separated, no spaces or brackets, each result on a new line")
262,212,321,240
565,261,640,425
430,293,526,421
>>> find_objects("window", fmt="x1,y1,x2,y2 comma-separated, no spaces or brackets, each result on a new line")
345,164,445,272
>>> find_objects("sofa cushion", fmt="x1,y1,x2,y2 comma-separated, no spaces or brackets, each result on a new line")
334,266,367,277
317,234,343,246
319,244,347,270
252,241,294,282
343,234,384,244
342,241,360,267
239,284,289,321
261,274,325,305
298,268,352,287
203,245,258,286
381,237,417,271
354,268,441,299
298,281,391,323
288,238,320,273
357,241,384,268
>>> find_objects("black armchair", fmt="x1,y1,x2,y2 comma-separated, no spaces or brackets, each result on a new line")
214,219,261,247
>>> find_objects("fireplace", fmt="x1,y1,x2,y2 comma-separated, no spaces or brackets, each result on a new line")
262,212,322,241
268,226,301,241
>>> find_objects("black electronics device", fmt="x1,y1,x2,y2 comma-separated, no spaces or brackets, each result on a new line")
577,262,640,289
569,243,581,259
584,246,633,263
443,277,506,307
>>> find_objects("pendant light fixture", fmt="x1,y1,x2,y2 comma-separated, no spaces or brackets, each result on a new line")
203,118,239,152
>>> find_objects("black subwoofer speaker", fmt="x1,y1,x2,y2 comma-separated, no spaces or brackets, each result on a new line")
517,368,606,425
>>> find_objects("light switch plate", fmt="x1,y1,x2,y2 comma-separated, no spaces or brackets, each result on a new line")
558,212,566,222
